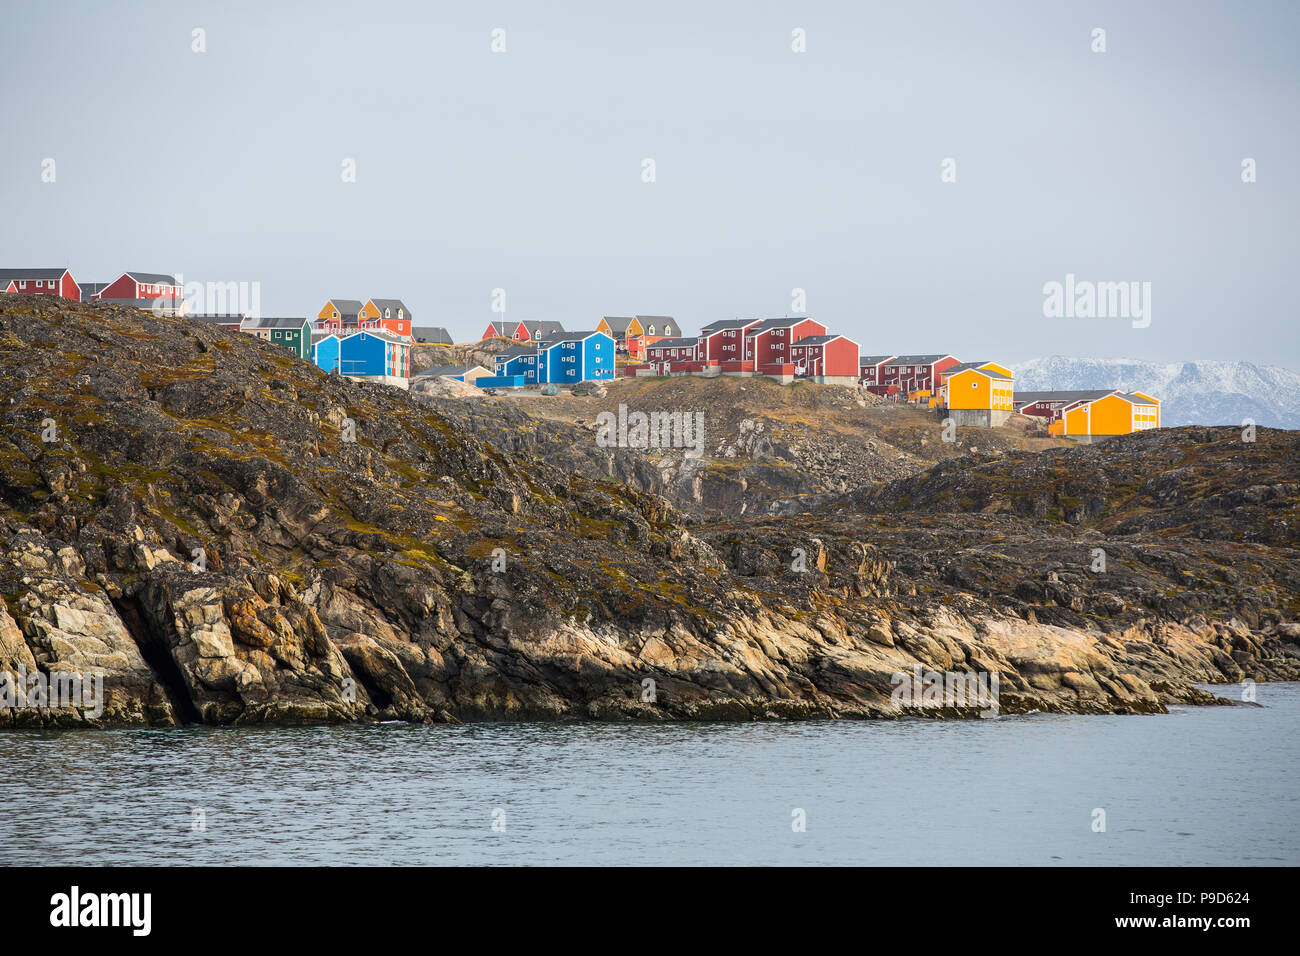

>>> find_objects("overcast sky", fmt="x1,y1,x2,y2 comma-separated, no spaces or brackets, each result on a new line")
2,0,1296,366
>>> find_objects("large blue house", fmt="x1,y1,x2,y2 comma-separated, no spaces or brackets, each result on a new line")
313,330,411,380
537,331,614,385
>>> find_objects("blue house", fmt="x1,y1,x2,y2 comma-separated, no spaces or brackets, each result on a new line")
313,333,342,373
494,344,542,384
314,331,411,379
538,331,614,385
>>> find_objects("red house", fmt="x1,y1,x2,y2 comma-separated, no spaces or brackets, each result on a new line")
877,354,960,399
858,355,896,390
743,317,827,377
789,334,861,384
643,337,700,374
697,319,760,371
0,268,80,300
98,271,183,302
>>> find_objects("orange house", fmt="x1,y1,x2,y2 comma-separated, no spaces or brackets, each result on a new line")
360,298,412,338
939,361,1014,422
1049,391,1161,438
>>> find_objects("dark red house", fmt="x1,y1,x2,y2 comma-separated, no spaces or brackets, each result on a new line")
643,337,700,374
789,334,861,384
98,271,183,302
877,354,960,398
743,317,827,375
0,268,80,300
697,318,760,371
858,355,897,390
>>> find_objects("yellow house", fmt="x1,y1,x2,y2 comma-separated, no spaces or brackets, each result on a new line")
596,316,644,344
939,361,1014,426
1050,391,1161,438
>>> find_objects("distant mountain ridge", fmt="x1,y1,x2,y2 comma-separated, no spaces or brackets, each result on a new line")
1014,357,1300,429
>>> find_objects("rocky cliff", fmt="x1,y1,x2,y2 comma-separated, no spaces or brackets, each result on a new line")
2,295,1297,728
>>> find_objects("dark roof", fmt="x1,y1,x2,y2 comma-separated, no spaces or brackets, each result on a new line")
701,319,759,333
634,314,674,324
746,317,815,334
80,282,109,299
367,298,410,318
495,344,537,361
242,316,308,330
325,298,364,317
1013,389,1119,405
0,268,68,282
483,321,512,336
124,272,178,285
791,334,842,346
412,326,453,344
883,354,953,366
859,354,896,365
522,320,565,337
645,337,699,349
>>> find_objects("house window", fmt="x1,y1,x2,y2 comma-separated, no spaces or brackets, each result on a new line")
385,309,391,318
18,281,25,289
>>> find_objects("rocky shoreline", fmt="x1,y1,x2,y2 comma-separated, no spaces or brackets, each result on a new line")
1,296,1297,728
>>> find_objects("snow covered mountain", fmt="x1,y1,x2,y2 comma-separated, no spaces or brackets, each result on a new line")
1013,357,1300,429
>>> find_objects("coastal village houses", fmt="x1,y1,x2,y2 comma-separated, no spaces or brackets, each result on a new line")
0,276,1162,431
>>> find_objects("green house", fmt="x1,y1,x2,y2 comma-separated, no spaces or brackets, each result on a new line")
240,316,312,359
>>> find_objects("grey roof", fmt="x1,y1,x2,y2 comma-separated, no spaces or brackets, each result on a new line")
746,317,815,334
324,298,364,318
601,316,636,335
521,320,565,337
242,316,308,330
791,335,843,346
412,326,453,344
859,354,896,365
1013,389,1120,405
700,318,760,333
645,337,699,349
495,344,537,361
367,298,410,318
0,268,68,282
945,360,994,376
80,282,109,300
883,354,953,366
483,321,513,337
634,314,675,324
414,365,482,378
123,271,178,285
